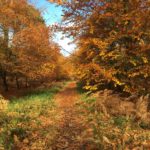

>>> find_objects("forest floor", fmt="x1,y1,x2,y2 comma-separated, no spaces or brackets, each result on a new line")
0,82,89,150
1,82,150,150
51,82,85,149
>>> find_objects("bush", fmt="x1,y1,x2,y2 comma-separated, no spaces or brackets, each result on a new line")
0,95,8,112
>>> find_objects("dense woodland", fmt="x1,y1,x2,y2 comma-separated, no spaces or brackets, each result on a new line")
0,0,70,92
55,0,150,96
1,0,150,95
0,0,150,149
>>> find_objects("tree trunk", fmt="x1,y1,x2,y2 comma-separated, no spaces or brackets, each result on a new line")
3,27,9,53
16,76,20,89
2,72,8,92
25,77,28,88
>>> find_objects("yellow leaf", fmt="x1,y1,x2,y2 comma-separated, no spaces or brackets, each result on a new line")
142,57,148,63
23,138,29,144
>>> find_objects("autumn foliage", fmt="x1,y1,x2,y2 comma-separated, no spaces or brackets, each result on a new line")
54,0,150,95
0,0,68,92
0,1,150,149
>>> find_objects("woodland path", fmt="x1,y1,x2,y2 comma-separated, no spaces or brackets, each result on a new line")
51,82,87,150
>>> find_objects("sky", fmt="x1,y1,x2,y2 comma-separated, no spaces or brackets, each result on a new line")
29,0,76,56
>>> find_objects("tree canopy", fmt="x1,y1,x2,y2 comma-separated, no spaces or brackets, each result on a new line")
0,0,68,91
51,0,150,95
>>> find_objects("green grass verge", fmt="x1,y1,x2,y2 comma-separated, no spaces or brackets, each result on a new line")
0,85,61,150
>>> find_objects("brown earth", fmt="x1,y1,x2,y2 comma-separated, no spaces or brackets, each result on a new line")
51,82,85,150
51,82,97,150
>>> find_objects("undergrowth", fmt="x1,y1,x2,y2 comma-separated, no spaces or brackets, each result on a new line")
76,93,150,149
0,85,62,150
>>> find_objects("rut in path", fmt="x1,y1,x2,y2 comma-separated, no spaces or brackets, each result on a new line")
51,82,85,150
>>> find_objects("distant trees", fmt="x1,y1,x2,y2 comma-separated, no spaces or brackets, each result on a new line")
51,0,150,95
0,0,67,91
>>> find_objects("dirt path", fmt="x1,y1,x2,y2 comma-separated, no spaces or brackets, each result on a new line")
51,82,85,150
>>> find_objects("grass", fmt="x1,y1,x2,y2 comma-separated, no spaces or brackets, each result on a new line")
0,85,62,150
1,82,150,149
76,92,150,149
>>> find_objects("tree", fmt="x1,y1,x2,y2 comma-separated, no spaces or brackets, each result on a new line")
51,0,150,95
0,0,66,91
